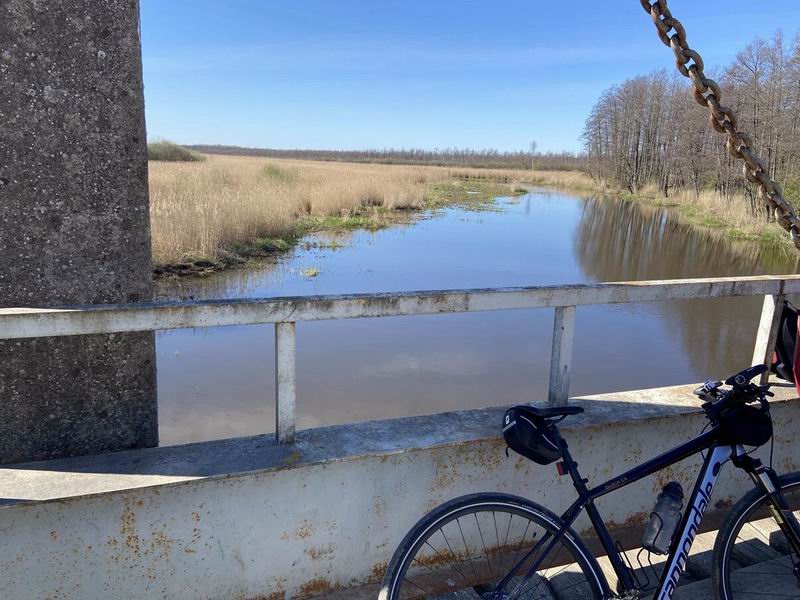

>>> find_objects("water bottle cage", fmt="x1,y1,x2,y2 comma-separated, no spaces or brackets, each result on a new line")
642,512,668,555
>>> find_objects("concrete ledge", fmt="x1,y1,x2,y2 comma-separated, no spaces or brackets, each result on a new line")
1,382,799,599
3,381,789,505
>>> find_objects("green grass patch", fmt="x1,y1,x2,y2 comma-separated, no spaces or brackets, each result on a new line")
261,163,298,184
304,239,345,250
749,229,788,250
678,205,726,229
726,228,758,242
298,212,390,233
148,140,206,162
425,179,525,208
232,236,293,255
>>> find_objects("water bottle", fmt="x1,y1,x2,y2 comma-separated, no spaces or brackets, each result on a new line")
641,482,684,555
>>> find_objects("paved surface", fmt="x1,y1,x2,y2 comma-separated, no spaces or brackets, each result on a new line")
388,516,800,599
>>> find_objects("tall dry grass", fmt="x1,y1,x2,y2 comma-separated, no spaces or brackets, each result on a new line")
149,153,788,267
615,182,788,247
149,155,463,265
448,167,598,190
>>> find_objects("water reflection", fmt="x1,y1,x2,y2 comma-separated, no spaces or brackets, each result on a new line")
155,192,798,445
575,198,799,377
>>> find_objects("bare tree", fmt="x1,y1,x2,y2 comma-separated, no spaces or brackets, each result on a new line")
583,28,800,213
188,144,586,172
529,141,538,171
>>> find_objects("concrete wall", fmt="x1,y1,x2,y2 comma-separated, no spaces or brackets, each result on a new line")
0,384,798,599
0,1,156,462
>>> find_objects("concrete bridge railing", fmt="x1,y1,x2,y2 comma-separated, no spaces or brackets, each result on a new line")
3,274,800,599
1,274,798,443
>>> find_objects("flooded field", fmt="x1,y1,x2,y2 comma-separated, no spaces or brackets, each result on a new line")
155,189,799,445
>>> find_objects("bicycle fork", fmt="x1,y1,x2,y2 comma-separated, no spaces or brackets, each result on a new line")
735,447,800,577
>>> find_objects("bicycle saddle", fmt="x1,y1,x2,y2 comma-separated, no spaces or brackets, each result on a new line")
514,404,584,420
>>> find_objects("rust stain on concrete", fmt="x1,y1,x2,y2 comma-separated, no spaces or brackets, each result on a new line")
304,543,335,561
298,577,333,597
246,593,285,600
373,496,387,519
282,520,314,540
120,499,141,556
370,561,388,580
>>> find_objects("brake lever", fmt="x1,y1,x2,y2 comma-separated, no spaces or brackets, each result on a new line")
694,379,723,400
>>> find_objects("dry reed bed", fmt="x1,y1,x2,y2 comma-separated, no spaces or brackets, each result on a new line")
150,156,445,265
149,155,547,266
619,183,791,249
149,154,790,269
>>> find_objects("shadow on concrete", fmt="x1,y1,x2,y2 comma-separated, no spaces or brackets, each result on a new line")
0,383,795,506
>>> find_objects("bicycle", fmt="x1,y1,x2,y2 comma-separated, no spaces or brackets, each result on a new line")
380,364,800,599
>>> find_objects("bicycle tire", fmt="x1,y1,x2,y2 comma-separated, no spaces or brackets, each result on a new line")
712,471,800,599
379,492,605,600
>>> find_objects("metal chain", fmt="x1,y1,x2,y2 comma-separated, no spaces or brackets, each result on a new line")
639,0,800,249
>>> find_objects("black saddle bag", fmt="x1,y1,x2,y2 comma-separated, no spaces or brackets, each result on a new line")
503,407,563,465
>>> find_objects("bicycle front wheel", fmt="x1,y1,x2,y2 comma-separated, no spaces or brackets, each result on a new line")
379,493,604,600
713,472,800,599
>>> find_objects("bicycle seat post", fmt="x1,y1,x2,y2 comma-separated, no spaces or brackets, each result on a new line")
557,435,590,495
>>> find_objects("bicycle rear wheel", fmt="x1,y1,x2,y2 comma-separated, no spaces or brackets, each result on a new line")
713,472,800,599
379,493,604,600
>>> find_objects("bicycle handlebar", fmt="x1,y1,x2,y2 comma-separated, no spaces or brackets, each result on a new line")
693,365,774,425
693,364,771,401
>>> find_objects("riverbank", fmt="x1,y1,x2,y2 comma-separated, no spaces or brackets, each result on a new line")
150,155,797,279
616,186,796,259
463,168,796,254
150,155,530,277
524,171,796,259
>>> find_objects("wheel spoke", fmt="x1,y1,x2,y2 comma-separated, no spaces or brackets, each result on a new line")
455,517,482,585
386,499,598,600
509,521,534,578
422,538,473,590
500,513,514,576
474,512,494,580
401,574,447,600
722,478,800,599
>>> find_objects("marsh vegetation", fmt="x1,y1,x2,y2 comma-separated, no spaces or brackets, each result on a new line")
149,149,796,276
148,155,557,273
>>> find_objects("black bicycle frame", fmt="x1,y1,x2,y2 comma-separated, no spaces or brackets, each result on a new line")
499,427,800,600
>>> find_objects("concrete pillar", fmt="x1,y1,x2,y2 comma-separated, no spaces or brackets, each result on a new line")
0,1,157,463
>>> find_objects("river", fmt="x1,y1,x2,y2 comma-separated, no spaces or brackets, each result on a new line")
154,189,799,445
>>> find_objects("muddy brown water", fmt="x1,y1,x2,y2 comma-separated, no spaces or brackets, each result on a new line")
154,190,799,445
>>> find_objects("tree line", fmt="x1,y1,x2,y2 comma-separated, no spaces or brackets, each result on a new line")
583,31,800,212
188,145,587,172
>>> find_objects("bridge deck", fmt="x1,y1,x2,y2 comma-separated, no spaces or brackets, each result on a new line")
314,511,800,599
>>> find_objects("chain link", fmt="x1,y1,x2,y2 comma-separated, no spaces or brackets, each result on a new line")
639,0,800,248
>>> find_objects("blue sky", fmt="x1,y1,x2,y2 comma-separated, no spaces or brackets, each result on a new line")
140,1,800,153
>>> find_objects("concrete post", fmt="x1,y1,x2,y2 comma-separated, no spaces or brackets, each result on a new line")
0,1,157,463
